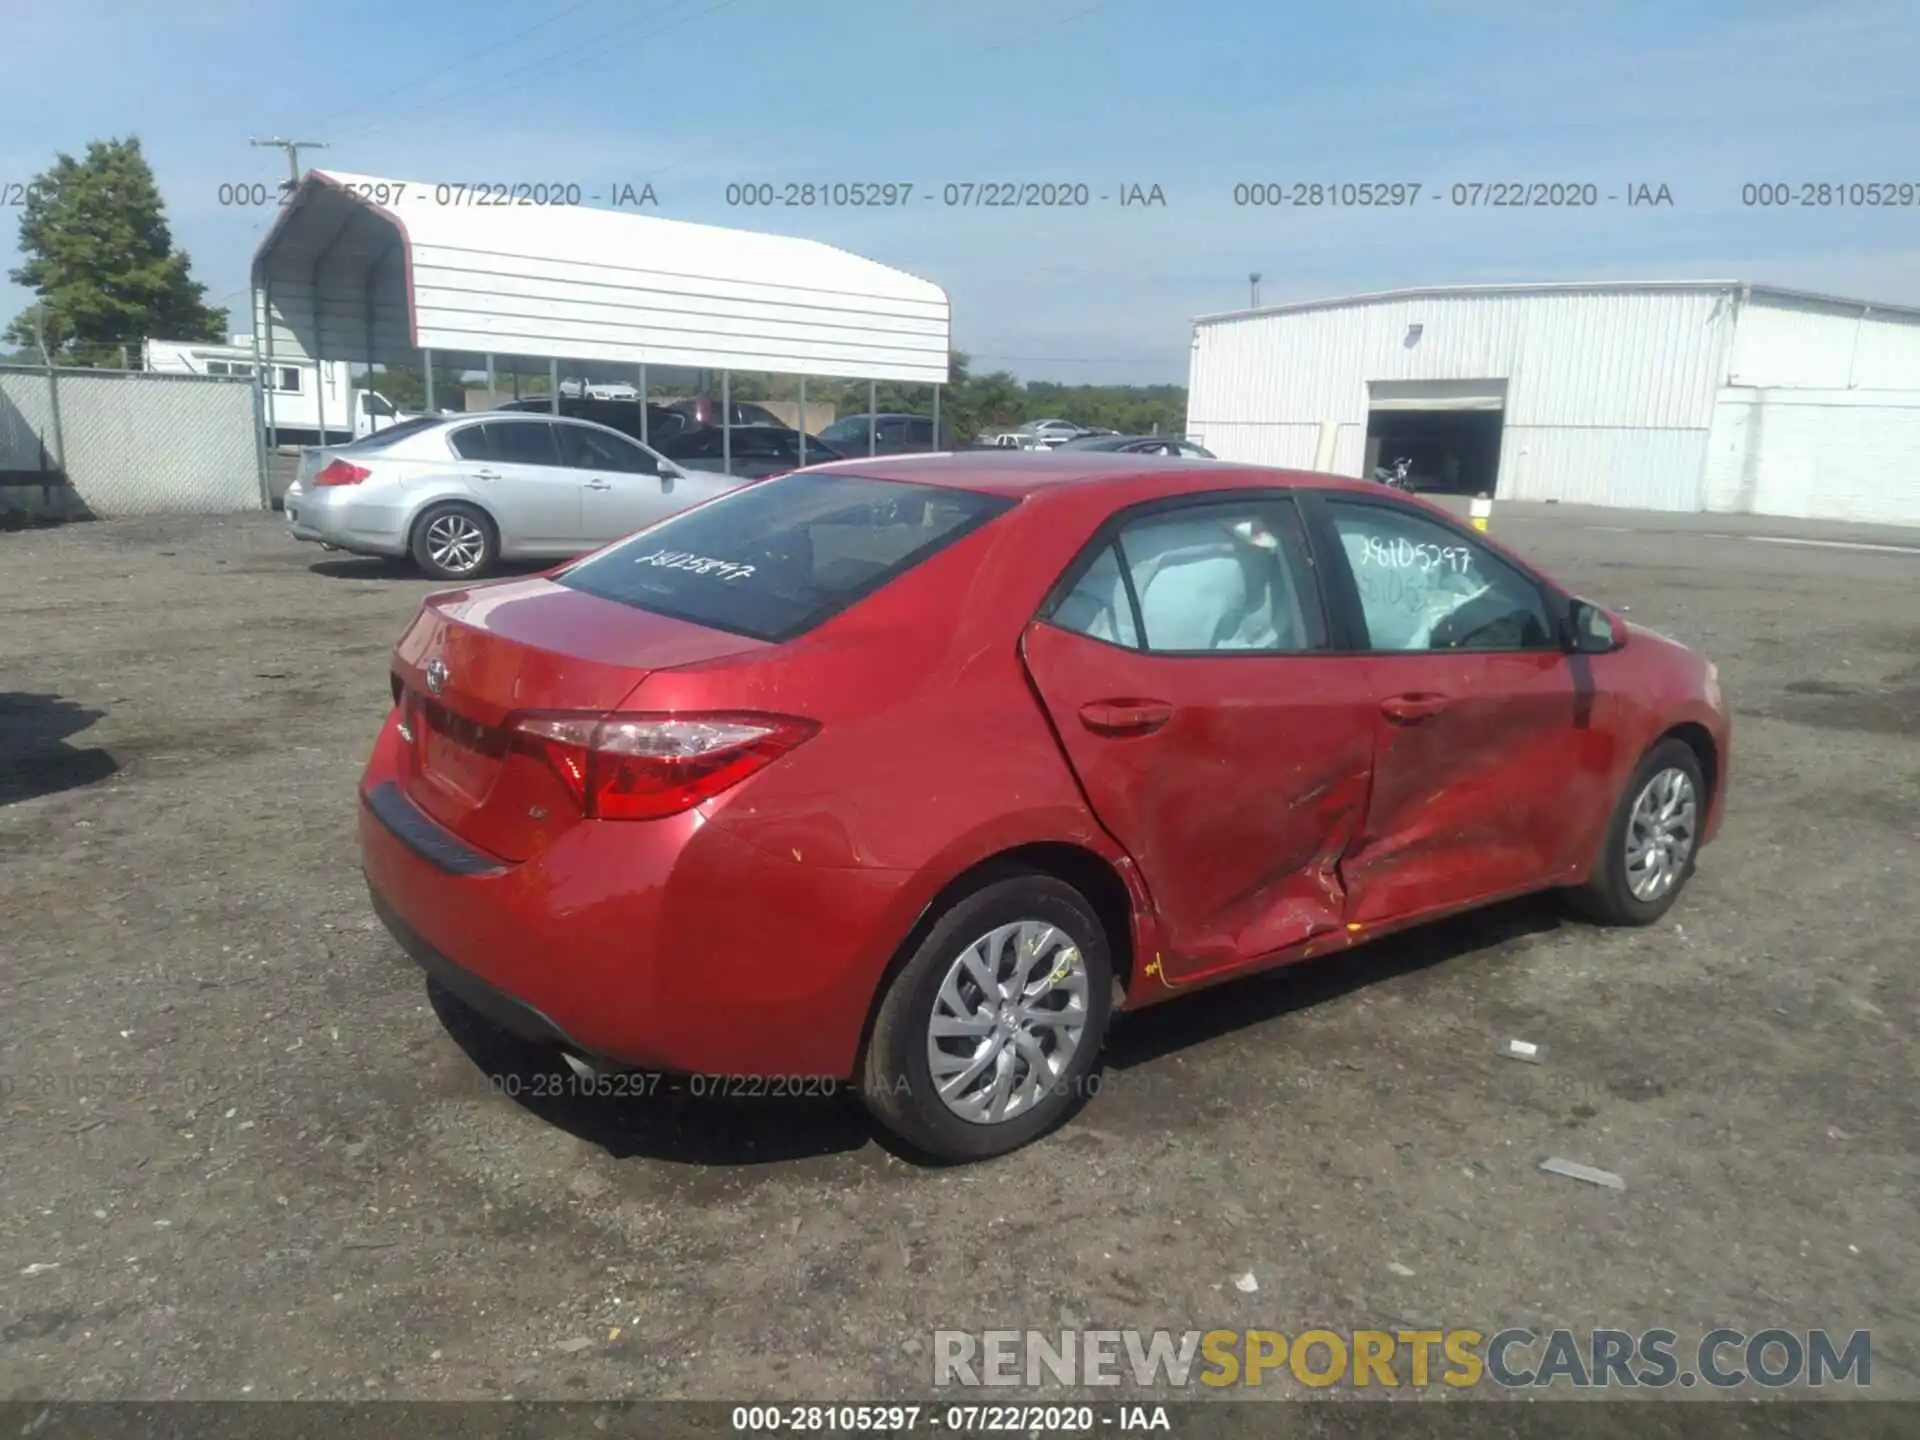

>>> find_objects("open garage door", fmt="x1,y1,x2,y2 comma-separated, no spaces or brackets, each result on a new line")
1364,379,1507,497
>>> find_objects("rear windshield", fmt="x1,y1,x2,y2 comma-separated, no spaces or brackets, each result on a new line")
342,416,447,450
555,472,1016,642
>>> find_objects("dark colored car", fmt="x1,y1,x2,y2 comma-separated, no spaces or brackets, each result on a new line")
1058,434,1216,458
495,396,694,445
653,424,845,478
666,397,786,430
362,453,1729,1162
817,413,952,456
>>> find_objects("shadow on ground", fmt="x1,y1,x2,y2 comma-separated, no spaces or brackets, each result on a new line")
428,980,877,1166
1103,894,1567,1069
0,692,118,805
423,896,1567,1168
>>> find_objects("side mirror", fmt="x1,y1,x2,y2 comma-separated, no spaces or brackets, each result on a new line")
1562,598,1622,653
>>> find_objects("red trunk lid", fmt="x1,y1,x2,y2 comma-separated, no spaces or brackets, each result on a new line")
388,576,766,861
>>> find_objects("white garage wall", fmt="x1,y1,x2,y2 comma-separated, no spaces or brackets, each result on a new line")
1188,285,1734,511
1730,295,1920,390
1502,426,1713,510
1703,388,1920,525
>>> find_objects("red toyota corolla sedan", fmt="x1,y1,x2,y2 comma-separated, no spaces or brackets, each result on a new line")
360,453,1730,1161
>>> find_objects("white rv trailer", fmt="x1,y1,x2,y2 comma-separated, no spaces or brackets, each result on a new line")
141,336,412,446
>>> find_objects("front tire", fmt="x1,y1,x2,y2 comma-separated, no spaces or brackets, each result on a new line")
860,874,1113,1162
411,501,498,581
1567,738,1705,926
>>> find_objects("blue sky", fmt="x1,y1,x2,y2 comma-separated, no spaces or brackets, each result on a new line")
2,0,1915,383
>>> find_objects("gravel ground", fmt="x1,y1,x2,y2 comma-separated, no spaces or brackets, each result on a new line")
0,503,1915,1405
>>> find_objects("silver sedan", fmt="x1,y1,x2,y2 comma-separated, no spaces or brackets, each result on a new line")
282,413,750,580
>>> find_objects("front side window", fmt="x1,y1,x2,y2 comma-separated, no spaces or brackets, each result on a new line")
558,422,657,474
485,420,562,467
819,417,869,448
730,428,788,459
1325,499,1553,652
1048,499,1325,654
670,429,725,460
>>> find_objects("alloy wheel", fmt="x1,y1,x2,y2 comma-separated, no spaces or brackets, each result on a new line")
424,513,487,574
1625,766,1697,901
925,920,1091,1124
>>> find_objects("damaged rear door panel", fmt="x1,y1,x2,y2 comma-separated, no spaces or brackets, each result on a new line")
1017,492,1378,986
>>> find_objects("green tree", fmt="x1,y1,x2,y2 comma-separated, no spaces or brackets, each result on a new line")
4,137,226,365
361,364,469,412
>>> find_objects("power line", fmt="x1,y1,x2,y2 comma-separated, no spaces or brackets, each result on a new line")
326,0,739,148
633,0,1120,184
325,0,604,122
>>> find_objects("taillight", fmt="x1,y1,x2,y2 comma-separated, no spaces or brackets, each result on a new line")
315,460,371,487
510,712,817,820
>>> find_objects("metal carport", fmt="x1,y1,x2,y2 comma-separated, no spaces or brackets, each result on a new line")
248,169,950,475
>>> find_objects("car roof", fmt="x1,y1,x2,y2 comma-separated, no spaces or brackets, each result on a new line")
461,411,597,426
802,449,1379,501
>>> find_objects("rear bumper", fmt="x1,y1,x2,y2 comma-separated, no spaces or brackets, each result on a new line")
357,717,917,1079
284,489,411,556
368,883,584,1052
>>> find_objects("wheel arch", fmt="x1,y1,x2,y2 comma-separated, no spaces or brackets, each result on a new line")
1656,720,1720,813
851,840,1140,1075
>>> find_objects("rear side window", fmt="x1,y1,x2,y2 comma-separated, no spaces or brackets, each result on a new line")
1047,498,1326,653
557,472,1016,642
448,424,494,460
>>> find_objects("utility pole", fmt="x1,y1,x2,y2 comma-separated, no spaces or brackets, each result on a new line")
250,136,329,196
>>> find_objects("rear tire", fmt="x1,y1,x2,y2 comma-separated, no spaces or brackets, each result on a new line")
1566,738,1705,926
411,501,498,581
860,874,1112,1162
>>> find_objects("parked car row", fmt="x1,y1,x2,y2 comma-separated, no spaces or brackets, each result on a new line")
985,419,1098,448
283,395,1216,582
1058,434,1215,458
491,395,788,444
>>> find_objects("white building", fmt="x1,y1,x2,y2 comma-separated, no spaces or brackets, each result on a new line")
1187,281,1920,527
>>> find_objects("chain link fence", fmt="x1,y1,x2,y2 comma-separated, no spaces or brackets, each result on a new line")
0,364,264,520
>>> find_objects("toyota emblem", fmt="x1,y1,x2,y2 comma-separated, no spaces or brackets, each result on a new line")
425,658,449,695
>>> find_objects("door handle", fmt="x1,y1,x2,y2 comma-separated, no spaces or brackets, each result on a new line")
1381,692,1451,724
474,468,500,481
1078,699,1174,736
584,478,613,490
